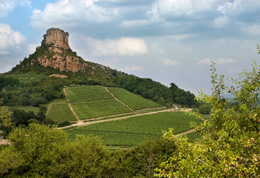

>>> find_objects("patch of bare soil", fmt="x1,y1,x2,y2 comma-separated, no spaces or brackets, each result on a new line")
0,138,10,145
49,74,68,78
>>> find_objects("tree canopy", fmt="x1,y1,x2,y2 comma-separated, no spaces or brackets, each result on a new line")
155,61,260,177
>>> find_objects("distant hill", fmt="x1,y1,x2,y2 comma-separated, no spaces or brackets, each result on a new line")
1,28,197,108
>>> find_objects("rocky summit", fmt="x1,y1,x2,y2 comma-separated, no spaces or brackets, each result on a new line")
27,28,88,72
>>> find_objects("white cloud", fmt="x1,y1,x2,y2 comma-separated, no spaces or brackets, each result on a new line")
243,24,260,36
0,0,31,18
216,58,235,64
30,0,118,29
28,43,39,54
197,58,211,64
122,19,152,28
162,59,180,66
119,66,143,72
218,0,260,15
213,16,229,28
86,37,148,56
3,65,13,73
198,58,235,65
150,0,225,18
0,24,26,54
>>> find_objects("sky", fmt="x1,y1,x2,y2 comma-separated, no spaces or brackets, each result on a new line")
0,0,260,94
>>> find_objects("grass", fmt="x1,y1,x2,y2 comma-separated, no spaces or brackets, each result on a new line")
65,112,202,146
71,100,131,119
186,132,201,142
11,106,40,114
65,86,113,102
46,103,77,122
108,87,160,110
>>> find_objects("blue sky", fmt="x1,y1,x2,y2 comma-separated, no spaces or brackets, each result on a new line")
1,0,260,94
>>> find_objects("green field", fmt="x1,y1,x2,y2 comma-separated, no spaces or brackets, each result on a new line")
65,112,202,146
11,106,40,114
65,86,113,102
46,103,77,122
71,100,131,119
108,87,160,110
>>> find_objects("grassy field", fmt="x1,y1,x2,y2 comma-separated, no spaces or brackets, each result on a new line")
46,103,77,122
71,100,131,119
65,112,202,146
65,86,113,102
108,87,160,110
11,106,40,114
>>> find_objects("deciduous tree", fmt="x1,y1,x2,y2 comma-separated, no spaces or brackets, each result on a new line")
155,61,260,177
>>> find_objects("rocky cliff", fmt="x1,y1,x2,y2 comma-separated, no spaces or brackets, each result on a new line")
44,28,70,50
29,28,88,72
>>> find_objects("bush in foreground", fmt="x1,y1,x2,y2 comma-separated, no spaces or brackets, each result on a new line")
155,61,260,177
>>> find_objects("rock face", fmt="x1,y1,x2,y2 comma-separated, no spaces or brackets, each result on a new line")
30,55,88,72
32,28,88,72
44,28,70,50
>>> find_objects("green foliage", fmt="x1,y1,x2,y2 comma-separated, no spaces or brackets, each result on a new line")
0,148,24,176
0,76,19,91
114,138,176,178
0,73,65,106
0,123,178,177
66,112,201,146
114,75,173,106
155,61,260,177
108,87,160,110
4,124,67,176
71,100,131,119
198,103,211,114
65,85,113,102
170,82,198,107
0,100,13,138
46,103,77,122
11,106,40,115
46,135,115,178
0,124,118,177
114,75,198,107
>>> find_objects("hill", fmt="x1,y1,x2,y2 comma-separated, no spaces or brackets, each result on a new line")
0,28,198,111
46,85,161,124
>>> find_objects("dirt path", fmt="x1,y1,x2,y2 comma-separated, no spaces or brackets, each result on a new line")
46,103,52,116
68,103,81,122
63,88,81,123
104,87,134,112
60,108,176,129
63,88,69,102
176,129,195,136
60,87,196,136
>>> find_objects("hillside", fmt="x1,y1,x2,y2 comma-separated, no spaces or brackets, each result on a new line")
0,28,197,110
46,85,161,124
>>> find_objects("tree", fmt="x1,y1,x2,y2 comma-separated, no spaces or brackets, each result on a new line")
0,100,13,138
155,61,260,177
198,103,211,114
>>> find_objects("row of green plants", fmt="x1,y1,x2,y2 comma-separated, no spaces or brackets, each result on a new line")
107,87,160,110
71,100,131,119
65,86,113,102
65,112,202,146
47,103,77,122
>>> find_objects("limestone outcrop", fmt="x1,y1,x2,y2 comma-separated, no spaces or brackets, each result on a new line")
44,28,70,50
31,28,88,72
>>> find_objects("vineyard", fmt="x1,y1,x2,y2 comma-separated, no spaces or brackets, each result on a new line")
65,86,113,102
71,100,131,119
107,87,160,110
65,112,201,146
47,103,77,122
